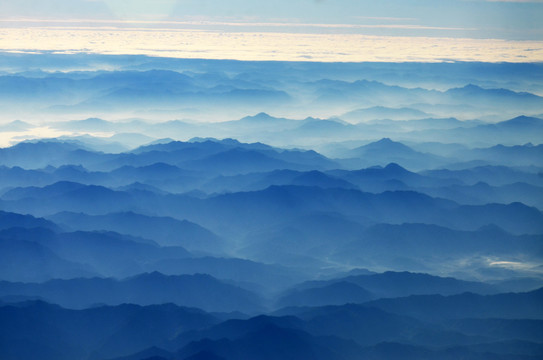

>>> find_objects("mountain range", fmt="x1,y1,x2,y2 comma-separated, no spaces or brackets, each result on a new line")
0,55,542,360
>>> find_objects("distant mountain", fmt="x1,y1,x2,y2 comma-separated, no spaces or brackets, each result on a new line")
354,341,543,360
145,256,303,293
42,69,291,113
311,79,438,109
296,118,355,135
176,324,354,360
0,226,191,280
408,117,475,129
107,163,202,192
222,112,299,131
0,229,96,282
54,134,129,153
198,186,457,236
52,117,119,132
0,166,54,188
172,315,361,360
0,272,263,313
277,303,426,347
0,141,104,169
342,106,431,122
131,139,232,155
418,181,543,210
421,115,543,145
2,180,87,200
445,85,543,110
4,294,539,360
275,292,543,347
421,165,543,187
450,202,543,234
334,223,543,271
0,210,59,232
2,57,543,360
1,181,136,215
280,271,498,304
221,88,291,104
360,138,414,154
131,303,543,359
181,148,298,175
0,119,35,131
366,287,543,321
407,142,469,157
171,314,305,347
43,132,157,154
53,231,190,276
496,115,543,130
126,140,338,174
179,146,338,175
290,170,357,189
276,281,374,308
200,169,356,193
329,163,458,193
454,143,543,167
0,75,77,103
4,181,542,237
117,182,169,195
0,301,219,360
264,118,366,146
342,138,447,170
108,347,173,360
240,212,367,265
47,211,223,253
267,148,339,170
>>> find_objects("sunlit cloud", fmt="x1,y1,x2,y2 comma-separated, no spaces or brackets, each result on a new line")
1,27,542,63
486,258,543,272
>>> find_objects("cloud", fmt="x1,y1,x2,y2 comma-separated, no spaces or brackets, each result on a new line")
1,26,542,63
2,0,542,41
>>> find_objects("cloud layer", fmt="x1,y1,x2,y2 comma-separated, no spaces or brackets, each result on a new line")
1,27,542,63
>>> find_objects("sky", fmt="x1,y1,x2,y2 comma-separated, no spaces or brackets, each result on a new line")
0,0,542,62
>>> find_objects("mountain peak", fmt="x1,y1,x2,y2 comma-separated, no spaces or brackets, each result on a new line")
363,138,412,151
81,117,107,124
446,83,484,94
241,112,275,122
0,120,35,131
499,115,543,127
383,163,408,173
463,83,482,90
